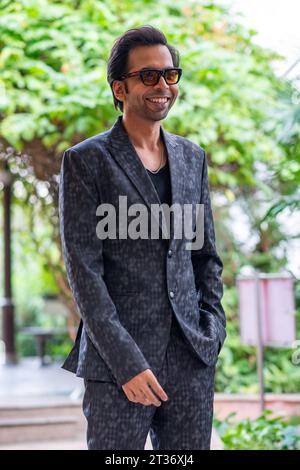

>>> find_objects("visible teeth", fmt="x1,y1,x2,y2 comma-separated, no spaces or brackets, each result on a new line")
148,98,168,103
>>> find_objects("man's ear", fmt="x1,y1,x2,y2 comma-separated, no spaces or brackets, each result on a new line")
112,80,125,104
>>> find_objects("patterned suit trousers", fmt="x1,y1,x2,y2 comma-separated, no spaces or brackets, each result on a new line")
82,315,216,450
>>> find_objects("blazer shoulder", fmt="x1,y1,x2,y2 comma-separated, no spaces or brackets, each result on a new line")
66,127,109,155
63,129,110,166
170,132,205,163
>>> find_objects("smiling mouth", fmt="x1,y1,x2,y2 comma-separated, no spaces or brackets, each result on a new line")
146,97,171,104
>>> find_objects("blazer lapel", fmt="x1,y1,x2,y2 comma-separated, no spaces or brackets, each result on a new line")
108,115,186,246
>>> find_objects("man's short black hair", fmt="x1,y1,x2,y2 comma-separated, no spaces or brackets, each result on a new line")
107,25,180,112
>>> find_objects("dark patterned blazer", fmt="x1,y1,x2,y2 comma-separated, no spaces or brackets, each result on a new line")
59,115,227,389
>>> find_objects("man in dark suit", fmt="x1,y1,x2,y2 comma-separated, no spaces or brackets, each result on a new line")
59,25,226,450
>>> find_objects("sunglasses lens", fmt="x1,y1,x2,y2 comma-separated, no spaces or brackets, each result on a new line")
142,70,160,85
165,69,180,84
141,69,181,85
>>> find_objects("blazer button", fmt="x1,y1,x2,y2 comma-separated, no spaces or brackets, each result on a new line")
169,291,175,299
167,249,173,257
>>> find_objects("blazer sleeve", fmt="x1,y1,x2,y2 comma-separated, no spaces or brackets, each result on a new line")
191,149,227,355
59,148,151,387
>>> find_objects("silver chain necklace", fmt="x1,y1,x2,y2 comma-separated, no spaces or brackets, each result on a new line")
147,143,165,174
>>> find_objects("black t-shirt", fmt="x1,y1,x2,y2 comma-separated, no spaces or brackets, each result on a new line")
146,159,172,206
146,159,172,242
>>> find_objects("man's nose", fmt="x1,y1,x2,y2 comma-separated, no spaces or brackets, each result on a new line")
155,74,170,89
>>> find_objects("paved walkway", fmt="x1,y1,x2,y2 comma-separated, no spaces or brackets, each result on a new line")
0,357,81,405
0,431,224,450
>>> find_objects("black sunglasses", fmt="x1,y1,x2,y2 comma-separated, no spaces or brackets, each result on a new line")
120,67,182,86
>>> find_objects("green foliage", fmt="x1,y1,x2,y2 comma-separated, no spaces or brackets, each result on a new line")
45,334,73,359
16,332,72,359
16,333,36,357
214,410,300,450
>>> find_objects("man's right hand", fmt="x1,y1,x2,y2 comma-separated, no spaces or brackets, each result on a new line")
122,369,169,406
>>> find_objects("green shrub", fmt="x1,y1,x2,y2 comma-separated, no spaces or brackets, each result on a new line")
214,410,300,450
